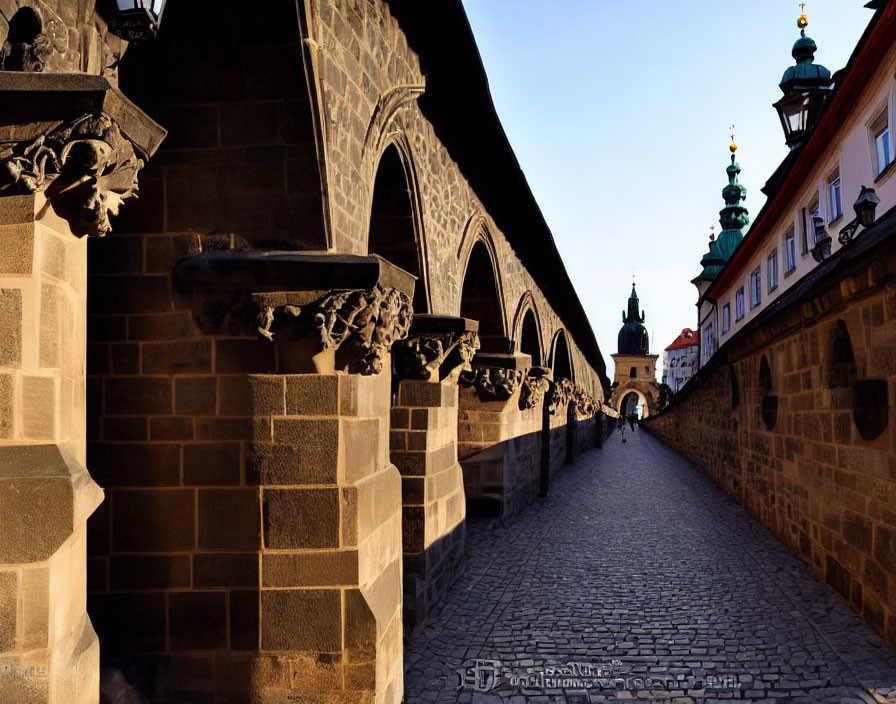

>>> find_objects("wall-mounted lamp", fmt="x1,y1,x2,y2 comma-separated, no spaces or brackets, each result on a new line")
838,186,881,246
110,0,167,42
810,214,831,262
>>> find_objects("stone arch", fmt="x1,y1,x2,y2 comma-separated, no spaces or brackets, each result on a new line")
366,140,430,313
616,387,649,418
512,292,543,366
550,329,574,382
459,236,506,337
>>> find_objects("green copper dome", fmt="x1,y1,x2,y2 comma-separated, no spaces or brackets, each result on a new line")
618,284,649,355
780,31,832,91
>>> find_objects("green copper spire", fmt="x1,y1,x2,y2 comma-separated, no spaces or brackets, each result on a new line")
697,140,749,280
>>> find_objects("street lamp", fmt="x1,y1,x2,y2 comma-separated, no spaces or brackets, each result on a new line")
774,13,832,149
837,186,881,246
110,0,167,42
774,91,828,149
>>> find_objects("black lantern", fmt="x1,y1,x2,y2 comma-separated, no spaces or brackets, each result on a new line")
110,0,167,42
838,186,881,246
810,215,832,262
774,91,828,149
854,186,880,228
774,17,833,149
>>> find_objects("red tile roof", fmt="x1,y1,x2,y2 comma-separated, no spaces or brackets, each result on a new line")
665,328,699,351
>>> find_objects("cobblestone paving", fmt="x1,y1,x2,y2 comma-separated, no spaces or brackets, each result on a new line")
404,429,896,704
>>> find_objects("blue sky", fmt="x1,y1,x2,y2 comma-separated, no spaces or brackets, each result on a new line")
460,0,873,380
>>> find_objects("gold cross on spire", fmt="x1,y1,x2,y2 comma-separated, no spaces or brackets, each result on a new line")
800,2,806,13
632,270,636,287
729,124,738,153
798,3,809,30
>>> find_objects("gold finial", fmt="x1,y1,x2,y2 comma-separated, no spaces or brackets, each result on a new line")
798,2,809,30
710,223,716,242
729,124,737,153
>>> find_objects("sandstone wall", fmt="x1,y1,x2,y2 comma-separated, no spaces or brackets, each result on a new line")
303,0,604,400
644,233,896,646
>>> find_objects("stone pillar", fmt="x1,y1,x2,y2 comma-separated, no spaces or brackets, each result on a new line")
391,315,479,633
0,75,163,704
88,251,412,704
456,346,538,518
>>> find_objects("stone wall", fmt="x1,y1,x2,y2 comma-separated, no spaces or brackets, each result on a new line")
303,0,604,400
644,228,896,646
80,2,609,703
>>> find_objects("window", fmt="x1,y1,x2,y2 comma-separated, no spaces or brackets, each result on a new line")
736,287,745,321
785,228,796,272
630,366,637,379
768,249,778,292
828,170,842,221
722,304,730,335
751,267,761,308
871,109,893,176
704,324,714,356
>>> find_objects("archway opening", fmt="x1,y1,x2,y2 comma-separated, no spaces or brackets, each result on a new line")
460,241,503,336
368,144,428,313
619,390,646,419
519,309,542,366
551,331,573,381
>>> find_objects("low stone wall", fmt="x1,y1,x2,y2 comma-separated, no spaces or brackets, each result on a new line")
644,231,896,646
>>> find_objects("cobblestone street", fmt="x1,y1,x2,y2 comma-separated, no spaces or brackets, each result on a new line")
405,429,896,704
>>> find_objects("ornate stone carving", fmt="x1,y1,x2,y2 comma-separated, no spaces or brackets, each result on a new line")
519,366,552,411
459,367,524,402
394,330,480,381
546,378,598,418
548,378,575,415
573,387,597,418
0,114,144,237
258,284,413,376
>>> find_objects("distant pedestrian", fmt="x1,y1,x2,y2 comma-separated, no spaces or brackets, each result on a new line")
628,413,637,432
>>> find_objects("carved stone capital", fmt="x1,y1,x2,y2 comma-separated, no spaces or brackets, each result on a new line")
394,330,480,382
392,315,480,382
459,366,524,403
258,284,413,376
519,366,552,410
0,112,146,237
548,378,575,415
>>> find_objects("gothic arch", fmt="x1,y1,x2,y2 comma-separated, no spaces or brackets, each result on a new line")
459,238,506,337
366,139,431,313
457,215,507,336
550,329,574,382
512,292,544,366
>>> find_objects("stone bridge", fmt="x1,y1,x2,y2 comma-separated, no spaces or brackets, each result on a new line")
0,1,609,703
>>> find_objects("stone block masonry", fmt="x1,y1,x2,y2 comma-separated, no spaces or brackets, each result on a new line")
0,193,104,704
644,220,896,647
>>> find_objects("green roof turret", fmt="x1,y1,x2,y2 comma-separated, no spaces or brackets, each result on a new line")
697,138,749,280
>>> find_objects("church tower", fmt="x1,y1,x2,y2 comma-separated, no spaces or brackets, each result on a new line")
609,281,661,418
